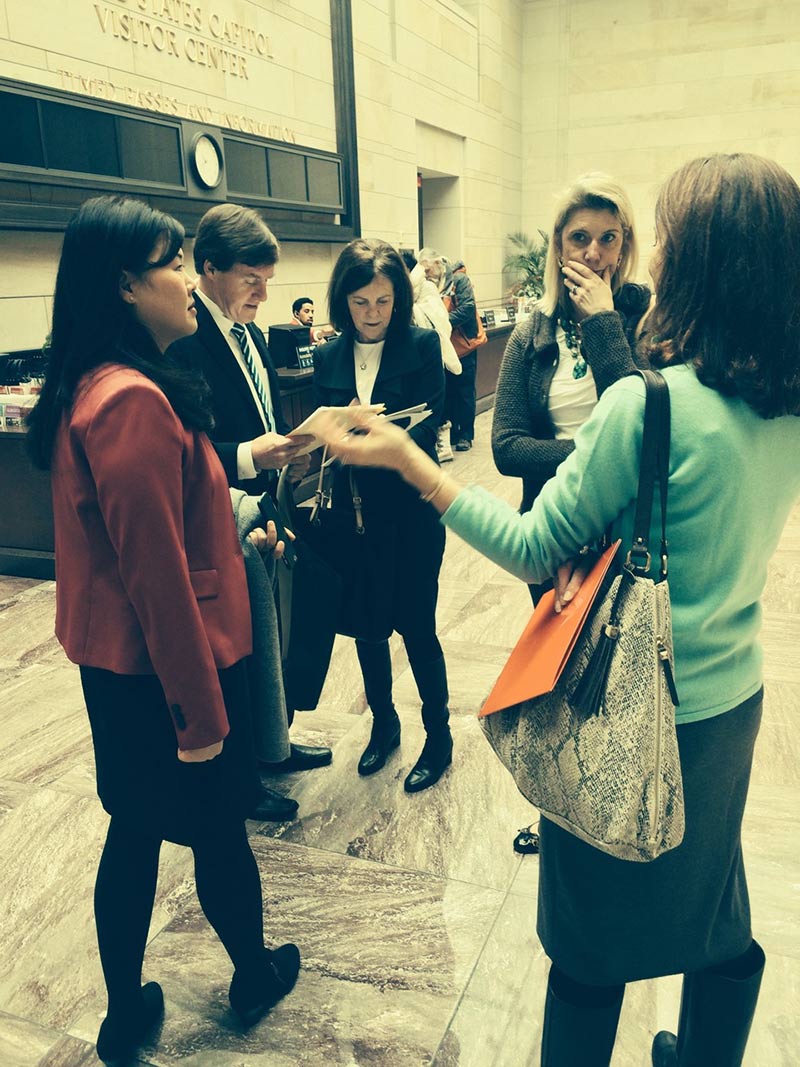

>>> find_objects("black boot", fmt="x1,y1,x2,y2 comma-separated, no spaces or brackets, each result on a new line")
540,967,624,1067
652,940,765,1067
96,981,165,1063
404,654,452,793
358,711,402,776
229,943,300,1027
356,639,401,777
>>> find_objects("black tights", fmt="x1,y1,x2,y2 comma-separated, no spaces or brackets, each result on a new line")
95,817,265,1016
548,939,762,1010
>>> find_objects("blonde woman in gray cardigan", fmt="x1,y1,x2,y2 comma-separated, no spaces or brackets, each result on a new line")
492,174,651,603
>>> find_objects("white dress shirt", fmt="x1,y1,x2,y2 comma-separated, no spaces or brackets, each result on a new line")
195,288,276,480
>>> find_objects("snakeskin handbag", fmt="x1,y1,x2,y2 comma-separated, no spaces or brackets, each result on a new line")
481,370,685,862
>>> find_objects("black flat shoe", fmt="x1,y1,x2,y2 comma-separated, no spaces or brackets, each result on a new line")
455,439,472,451
513,825,540,855
96,981,164,1064
248,787,298,822
263,743,333,773
651,1031,678,1066
404,732,453,793
358,719,401,776
229,944,301,1027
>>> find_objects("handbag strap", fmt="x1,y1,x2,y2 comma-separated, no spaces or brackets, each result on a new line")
625,368,670,580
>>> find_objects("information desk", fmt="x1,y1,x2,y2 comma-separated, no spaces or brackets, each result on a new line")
0,325,516,580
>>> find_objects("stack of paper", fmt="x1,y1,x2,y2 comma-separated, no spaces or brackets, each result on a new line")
288,403,433,455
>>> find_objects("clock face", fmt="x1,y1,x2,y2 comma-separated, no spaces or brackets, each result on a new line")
192,134,222,189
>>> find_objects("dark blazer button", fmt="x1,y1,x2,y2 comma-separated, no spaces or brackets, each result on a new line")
171,704,187,730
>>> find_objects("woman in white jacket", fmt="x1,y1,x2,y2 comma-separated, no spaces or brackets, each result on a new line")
402,250,461,461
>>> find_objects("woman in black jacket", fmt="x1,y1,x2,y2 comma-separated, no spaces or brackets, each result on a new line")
492,173,651,604
313,239,451,793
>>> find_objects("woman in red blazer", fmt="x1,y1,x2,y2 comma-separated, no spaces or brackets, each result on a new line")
26,196,299,1062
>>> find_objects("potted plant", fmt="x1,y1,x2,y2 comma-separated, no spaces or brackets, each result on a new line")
503,229,548,302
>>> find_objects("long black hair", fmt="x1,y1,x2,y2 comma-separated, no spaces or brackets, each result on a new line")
27,195,212,469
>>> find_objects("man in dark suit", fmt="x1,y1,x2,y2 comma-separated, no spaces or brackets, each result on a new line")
170,204,332,820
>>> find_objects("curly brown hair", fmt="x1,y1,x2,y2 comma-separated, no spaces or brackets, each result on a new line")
648,153,800,418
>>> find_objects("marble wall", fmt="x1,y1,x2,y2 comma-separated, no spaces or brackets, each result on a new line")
4,0,800,348
520,0,800,270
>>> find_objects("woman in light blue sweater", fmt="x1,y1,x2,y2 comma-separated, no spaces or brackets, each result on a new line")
315,154,800,1067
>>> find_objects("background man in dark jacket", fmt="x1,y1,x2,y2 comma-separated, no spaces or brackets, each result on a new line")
441,259,479,451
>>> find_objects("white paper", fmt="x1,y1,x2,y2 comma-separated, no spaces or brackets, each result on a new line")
288,403,432,455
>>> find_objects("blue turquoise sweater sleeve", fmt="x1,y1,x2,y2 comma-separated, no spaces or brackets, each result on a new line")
442,366,800,723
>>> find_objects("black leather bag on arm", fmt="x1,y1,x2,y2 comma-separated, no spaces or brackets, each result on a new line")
287,452,397,644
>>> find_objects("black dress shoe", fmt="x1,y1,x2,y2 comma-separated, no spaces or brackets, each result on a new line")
455,439,472,451
358,717,401,776
229,944,301,1027
404,731,453,793
248,787,298,821
96,981,164,1063
651,1031,678,1066
264,743,333,773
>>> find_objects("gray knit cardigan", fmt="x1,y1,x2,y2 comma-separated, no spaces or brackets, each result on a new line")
491,284,651,514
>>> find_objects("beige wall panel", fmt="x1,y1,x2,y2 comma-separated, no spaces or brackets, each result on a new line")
352,0,392,52
0,297,50,350
478,6,503,48
0,234,60,300
5,1,134,71
417,121,466,175
0,38,46,70
0,59,61,89
353,52,393,106
720,41,800,79
522,29,560,61
394,27,479,97
567,83,687,125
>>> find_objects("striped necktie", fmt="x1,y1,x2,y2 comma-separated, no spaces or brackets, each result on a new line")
231,322,274,432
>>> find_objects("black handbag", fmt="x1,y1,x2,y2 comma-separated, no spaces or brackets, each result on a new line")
287,452,397,643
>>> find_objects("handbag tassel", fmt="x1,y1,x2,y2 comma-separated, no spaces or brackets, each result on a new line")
571,622,619,718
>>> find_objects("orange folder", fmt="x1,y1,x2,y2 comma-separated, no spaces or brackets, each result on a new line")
479,540,621,717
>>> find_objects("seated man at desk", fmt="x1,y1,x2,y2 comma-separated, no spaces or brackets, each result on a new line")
291,296,335,346
170,203,333,801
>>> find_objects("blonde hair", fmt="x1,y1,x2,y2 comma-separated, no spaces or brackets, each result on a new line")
538,173,639,318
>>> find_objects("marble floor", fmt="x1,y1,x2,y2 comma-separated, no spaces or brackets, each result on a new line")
0,411,798,1067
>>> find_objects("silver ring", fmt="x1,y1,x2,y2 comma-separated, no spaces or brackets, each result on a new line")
571,285,579,296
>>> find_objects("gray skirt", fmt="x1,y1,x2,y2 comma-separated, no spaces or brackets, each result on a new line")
536,687,763,986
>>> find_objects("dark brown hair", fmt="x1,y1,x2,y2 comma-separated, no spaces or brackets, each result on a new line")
193,203,279,273
327,239,413,335
649,153,800,418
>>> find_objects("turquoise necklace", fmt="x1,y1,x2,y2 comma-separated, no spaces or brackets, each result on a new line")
558,317,588,379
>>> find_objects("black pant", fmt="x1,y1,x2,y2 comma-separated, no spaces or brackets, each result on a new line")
445,352,477,442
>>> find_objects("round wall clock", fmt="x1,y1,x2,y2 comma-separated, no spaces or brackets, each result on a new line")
191,134,222,189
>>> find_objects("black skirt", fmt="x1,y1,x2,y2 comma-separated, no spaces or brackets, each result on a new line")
536,688,763,985
81,660,260,845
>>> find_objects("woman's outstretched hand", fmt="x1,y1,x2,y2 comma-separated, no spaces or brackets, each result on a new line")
313,406,462,515
314,406,414,470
